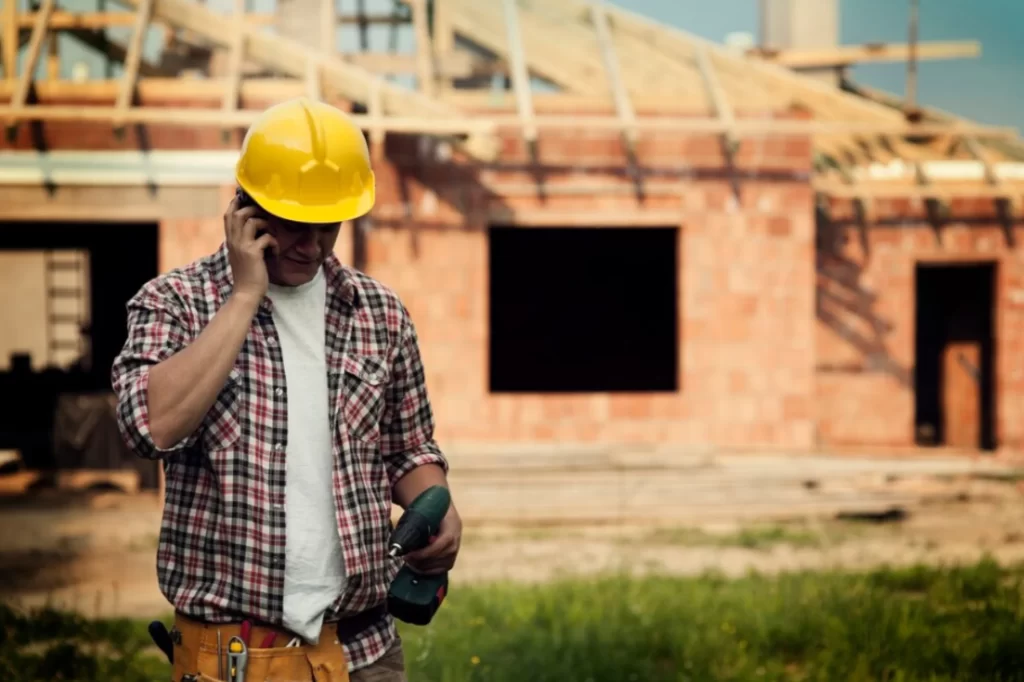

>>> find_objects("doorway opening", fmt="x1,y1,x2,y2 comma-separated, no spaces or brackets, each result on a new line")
914,262,996,451
0,221,159,475
488,225,679,393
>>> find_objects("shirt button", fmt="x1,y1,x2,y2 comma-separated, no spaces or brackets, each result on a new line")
274,443,284,452
274,388,284,397
267,338,277,346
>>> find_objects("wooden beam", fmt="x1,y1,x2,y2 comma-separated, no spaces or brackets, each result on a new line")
815,180,1021,200
321,0,335,53
222,0,245,117
305,56,321,100
694,44,735,144
0,104,496,132
0,78,736,113
0,185,224,221
501,0,536,142
342,50,475,77
2,0,16,79
114,0,154,128
962,137,999,183
407,0,435,96
0,77,311,101
749,40,981,69
7,0,54,129
603,3,914,126
1,103,1016,139
433,0,455,63
589,0,635,145
447,0,606,94
847,79,1024,163
368,78,385,157
14,10,424,29
116,0,472,122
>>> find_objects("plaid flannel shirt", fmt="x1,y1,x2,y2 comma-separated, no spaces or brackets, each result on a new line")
110,243,448,671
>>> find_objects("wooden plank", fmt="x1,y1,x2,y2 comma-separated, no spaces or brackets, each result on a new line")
368,78,384,156
589,1,635,144
603,2,913,126
407,0,435,95
222,0,245,115
501,0,536,142
693,43,737,158
0,185,224,221
0,104,496,132
321,0,334,53
114,0,154,127
961,136,1001,186
344,50,474,77
0,103,1017,139
847,80,1024,163
1,0,16,79
8,0,54,124
116,0,473,123
749,40,981,69
815,180,1021,200
447,0,606,94
15,10,416,28
305,56,321,100
433,0,455,63
0,77,310,101
0,78,723,111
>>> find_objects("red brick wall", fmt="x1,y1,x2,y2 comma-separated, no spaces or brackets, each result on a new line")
817,198,1024,451
8,98,824,450
363,126,817,449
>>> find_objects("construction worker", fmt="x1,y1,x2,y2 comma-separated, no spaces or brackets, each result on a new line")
111,97,461,682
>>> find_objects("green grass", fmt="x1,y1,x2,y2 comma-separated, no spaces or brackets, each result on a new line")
5,558,1024,681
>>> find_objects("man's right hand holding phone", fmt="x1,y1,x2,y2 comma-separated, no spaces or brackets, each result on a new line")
224,192,278,305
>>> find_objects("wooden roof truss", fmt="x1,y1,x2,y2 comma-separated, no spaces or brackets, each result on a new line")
0,0,1021,199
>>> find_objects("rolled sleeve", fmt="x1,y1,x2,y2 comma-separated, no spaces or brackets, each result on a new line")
110,280,197,460
380,311,449,486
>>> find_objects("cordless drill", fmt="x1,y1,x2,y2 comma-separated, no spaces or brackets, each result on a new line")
386,485,451,626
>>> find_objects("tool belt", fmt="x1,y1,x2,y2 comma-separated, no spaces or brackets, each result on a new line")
170,605,386,682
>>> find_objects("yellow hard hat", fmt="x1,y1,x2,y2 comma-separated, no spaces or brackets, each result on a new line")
235,97,375,224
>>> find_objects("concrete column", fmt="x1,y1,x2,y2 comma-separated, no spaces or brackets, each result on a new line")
760,0,840,84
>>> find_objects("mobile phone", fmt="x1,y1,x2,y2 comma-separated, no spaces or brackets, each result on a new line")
235,187,272,258
235,186,255,208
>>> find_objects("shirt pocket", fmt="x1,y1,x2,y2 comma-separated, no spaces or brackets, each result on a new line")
200,367,243,452
339,354,389,443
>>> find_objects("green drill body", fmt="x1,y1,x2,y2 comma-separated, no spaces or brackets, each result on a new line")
386,485,451,626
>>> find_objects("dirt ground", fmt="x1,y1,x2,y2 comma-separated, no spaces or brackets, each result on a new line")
2,460,1023,620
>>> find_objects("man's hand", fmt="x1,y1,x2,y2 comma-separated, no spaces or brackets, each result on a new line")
225,193,278,302
402,505,462,575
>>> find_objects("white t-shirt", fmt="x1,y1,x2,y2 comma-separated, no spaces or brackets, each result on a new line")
266,268,344,643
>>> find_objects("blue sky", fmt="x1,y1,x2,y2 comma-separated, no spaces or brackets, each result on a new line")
47,0,1024,134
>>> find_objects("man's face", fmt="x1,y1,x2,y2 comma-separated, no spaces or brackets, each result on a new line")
262,215,342,286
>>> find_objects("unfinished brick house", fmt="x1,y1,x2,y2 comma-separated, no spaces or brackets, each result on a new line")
1,0,1022,460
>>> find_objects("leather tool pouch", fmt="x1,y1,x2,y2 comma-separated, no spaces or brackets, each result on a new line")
171,615,351,682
